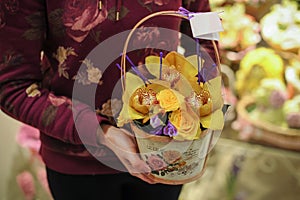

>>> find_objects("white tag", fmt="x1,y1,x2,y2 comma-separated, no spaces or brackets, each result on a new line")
189,12,223,41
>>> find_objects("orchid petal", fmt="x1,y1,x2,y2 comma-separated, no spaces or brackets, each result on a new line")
147,79,171,92
165,51,198,79
123,72,145,102
206,76,224,111
145,56,169,78
200,109,224,130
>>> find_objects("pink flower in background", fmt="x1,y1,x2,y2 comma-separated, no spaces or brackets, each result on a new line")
16,124,41,153
48,93,72,107
63,0,108,42
146,154,167,171
231,116,254,141
269,90,288,108
16,171,35,200
143,0,170,6
222,87,237,106
286,113,300,129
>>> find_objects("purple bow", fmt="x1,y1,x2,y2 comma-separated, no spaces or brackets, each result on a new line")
178,7,194,19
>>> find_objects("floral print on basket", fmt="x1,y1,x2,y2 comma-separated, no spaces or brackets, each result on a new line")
145,150,200,177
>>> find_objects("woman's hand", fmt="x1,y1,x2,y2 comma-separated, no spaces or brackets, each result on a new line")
98,124,156,184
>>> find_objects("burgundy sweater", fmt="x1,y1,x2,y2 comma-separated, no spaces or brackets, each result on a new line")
0,0,214,175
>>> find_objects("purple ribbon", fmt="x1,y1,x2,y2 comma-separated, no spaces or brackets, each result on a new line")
178,7,194,19
119,53,150,84
159,52,163,80
196,38,202,84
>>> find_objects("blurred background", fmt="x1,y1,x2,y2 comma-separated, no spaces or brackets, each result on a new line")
1,0,300,199
179,0,300,199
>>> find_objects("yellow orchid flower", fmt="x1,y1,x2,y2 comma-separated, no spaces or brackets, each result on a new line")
117,72,146,127
187,76,224,130
145,51,203,97
201,76,224,130
145,51,199,81
117,72,171,127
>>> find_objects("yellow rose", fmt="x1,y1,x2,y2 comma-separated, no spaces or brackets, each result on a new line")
156,89,180,112
169,105,201,140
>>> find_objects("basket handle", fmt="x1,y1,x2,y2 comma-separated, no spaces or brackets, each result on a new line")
120,10,221,92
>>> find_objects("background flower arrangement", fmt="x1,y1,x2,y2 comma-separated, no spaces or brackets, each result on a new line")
234,48,300,131
260,0,300,53
211,1,261,70
223,0,300,151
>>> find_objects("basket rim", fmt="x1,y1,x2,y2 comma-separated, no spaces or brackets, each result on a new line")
236,95,300,136
145,167,207,185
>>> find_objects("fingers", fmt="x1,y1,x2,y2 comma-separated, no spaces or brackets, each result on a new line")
117,150,150,173
127,155,151,174
130,161,157,184
118,153,157,184
117,159,157,184
102,127,159,184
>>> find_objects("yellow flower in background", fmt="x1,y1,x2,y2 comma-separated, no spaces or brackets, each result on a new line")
212,3,261,50
260,0,300,52
235,47,284,97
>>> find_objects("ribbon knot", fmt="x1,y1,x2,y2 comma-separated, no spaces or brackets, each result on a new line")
178,7,194,19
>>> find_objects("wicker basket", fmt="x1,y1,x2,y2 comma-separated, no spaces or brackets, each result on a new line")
119,10,222,184
236,96,300,151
